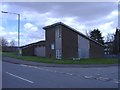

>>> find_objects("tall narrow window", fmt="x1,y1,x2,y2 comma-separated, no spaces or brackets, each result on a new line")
58,27,61,38
56,26,61,38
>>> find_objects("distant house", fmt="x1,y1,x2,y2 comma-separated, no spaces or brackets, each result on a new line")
104,28,120,58
104,42,114,55
43,22,104,59
21,41,45,57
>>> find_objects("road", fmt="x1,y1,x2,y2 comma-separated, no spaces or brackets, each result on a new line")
2,62,119,88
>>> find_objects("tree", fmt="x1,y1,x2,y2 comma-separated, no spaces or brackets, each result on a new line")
0,37,8,46
90,29,104,45
10,40,16,47
113,28,120,54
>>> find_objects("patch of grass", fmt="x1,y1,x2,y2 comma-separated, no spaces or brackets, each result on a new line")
2,52,119,64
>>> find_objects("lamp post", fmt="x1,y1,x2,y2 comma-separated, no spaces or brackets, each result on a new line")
1,11,21,56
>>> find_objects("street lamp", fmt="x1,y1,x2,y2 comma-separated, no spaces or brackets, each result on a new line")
1,11,21,56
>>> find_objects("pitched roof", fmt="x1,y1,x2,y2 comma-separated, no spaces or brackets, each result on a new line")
43,22,104,47
21,40,45,49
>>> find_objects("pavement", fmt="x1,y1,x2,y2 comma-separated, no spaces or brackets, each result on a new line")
2,56,119,68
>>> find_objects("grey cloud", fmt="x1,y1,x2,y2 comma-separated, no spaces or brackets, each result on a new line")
4,2,56,13
3,2,118,31
53,2,117,21
5,2,117,18
5,2,117,25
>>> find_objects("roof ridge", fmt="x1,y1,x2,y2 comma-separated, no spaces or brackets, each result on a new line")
43,22,104,46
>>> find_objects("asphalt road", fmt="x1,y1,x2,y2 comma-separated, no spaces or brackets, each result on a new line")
2,62,119,88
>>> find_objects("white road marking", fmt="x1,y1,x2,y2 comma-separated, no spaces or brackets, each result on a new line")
98,77,111,81
6,72,34,84
20,64,57,72
20,64,119,84
66,73,73,75
84,75,119,84
20,64,28,67
112,79,120,83
20,64,75,76
84,76,96,79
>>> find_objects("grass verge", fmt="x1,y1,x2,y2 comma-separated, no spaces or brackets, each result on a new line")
1,52,119,64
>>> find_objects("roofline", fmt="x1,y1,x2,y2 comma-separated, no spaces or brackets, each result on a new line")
43,22,104,47
2,46,18,48
21,40,45,49
43,22,62,29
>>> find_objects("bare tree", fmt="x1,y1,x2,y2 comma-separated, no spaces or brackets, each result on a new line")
105,33,114,42
10,40,16,47
85,30,90,37
0,37,8,46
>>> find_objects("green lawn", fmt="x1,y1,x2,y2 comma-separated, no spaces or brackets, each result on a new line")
1,52,119,64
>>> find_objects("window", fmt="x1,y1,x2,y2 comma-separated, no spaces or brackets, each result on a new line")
58,29,61,38
56,49,62,59
105,52,107,54
56,26,61,38
51,44,54,50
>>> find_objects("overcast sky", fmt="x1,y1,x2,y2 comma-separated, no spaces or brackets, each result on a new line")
0,2,119,46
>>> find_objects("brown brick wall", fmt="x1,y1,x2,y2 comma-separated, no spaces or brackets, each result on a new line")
21,41,45,56
62,25,78,59
45,27,56,58
22,46,34,56
89,41,104,58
